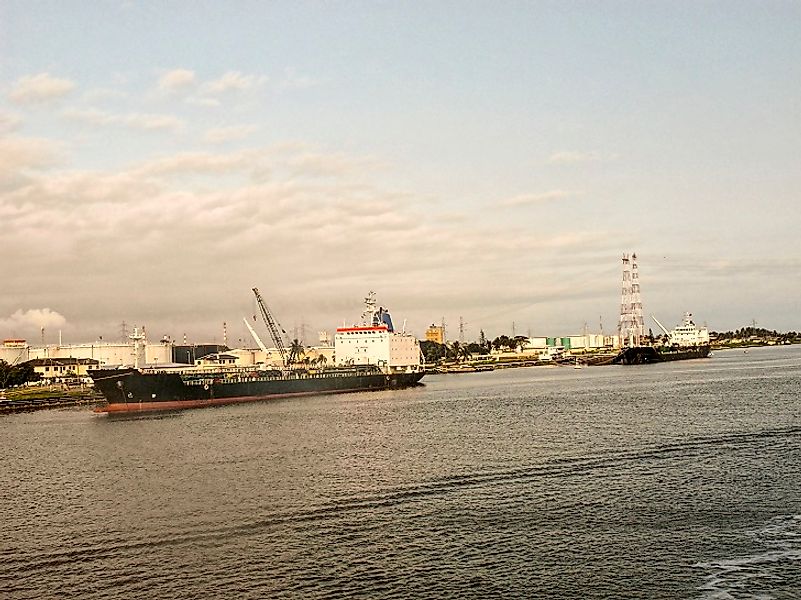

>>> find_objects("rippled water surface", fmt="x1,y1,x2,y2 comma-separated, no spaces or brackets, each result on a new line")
2,346,801,599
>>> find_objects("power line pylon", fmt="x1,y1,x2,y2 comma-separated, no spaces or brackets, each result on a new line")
618,253,644,347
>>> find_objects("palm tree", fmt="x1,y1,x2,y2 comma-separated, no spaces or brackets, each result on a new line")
288,338,305,366
448,341,470,363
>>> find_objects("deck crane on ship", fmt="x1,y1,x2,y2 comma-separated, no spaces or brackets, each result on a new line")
252,287,291,366
651,314,672,343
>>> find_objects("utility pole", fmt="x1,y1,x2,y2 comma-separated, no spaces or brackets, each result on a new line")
441,317,446,345
459,316,464,343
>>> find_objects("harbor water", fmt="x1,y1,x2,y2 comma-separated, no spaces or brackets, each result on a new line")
2,345,800,599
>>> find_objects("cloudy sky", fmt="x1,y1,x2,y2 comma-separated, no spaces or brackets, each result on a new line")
1,1,800,346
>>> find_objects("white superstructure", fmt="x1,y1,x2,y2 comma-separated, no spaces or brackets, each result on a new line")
652,312,710,347
334,292,423,373
669,313,710,346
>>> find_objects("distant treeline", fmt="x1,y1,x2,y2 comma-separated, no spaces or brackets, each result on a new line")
0,361,39,388
421,332,531,363
712,327,799,342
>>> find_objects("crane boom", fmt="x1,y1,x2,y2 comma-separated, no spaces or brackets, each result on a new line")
252,287,289,365
651,314,671,338
243,317,268,354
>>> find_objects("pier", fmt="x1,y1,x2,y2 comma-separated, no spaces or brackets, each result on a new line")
0,389,103,415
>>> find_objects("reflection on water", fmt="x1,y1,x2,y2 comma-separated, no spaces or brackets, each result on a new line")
2,346,800,599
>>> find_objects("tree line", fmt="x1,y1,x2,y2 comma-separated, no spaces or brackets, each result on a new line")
0,361,39,389
712,328,799,342
420,331,533,363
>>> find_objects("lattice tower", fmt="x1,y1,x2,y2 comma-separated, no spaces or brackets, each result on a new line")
618,253,644,346
631,253,644,340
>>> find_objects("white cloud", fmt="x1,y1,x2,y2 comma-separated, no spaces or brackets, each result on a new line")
278,67,320,90
202,125,258,144
61,107,111,125
134,150,268,178
81,87,127,103
287,152,382,178
0,142,628,340
202,71,267,94
499,190,580,207
62,107,183,132
9,73,76,104
547,151,618,164
0,137,62,181
0,308,67,331
0,111,22,133
125,113,184,131
158,68,196,92
186,96,221,108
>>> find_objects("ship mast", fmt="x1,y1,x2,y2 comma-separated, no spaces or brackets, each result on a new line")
129,326,145,369
361,291,378,326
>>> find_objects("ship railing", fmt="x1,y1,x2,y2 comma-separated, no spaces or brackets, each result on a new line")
179,364,384,385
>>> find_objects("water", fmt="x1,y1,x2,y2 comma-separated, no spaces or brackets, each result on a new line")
2,345,800,599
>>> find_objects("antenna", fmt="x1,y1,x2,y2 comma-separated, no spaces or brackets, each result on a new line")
362,292,379,326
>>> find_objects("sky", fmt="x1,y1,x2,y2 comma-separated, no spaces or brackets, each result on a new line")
1,1,800,346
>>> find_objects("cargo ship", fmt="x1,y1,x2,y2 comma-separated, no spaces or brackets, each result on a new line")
613,312,711,365
612,344,711,364
90,292,425,413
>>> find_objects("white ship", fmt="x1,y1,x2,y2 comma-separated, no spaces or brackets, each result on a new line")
653,312,710,347
334,292,425,373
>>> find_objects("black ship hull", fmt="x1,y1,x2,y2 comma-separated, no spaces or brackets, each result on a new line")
90,367,425,413
612,345,711,365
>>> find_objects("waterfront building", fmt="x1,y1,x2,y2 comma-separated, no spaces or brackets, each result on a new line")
425,324,445,345
1,339,29,365
27,341,171,367
26,357,100,381
522,337,548,350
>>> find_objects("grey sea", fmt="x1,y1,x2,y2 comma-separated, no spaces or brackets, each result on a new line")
2,345,800,599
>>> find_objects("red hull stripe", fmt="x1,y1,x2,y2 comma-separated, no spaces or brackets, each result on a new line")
93,387,373,413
